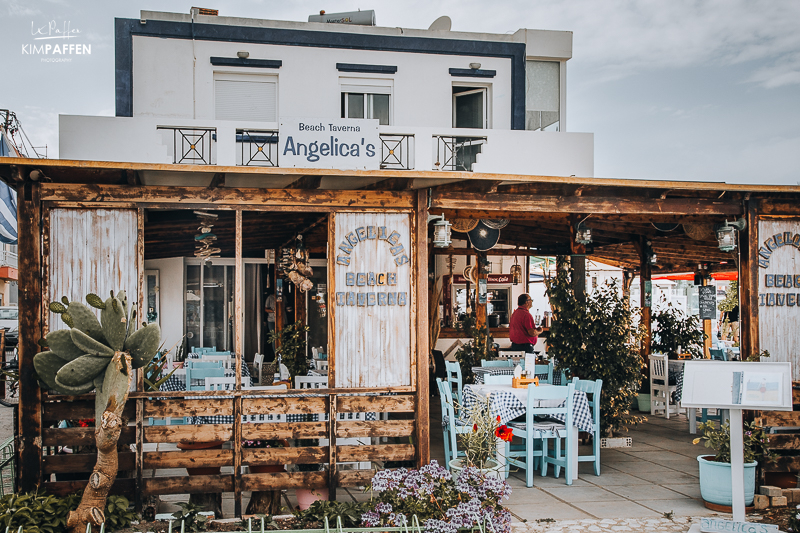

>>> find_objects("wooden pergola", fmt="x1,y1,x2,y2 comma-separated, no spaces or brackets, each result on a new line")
3,156,800,512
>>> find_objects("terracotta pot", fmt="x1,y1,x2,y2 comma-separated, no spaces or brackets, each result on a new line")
177,440,224,476
296,487,329,510
249,464,285,474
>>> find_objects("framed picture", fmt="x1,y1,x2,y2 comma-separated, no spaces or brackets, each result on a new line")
145,269,160,327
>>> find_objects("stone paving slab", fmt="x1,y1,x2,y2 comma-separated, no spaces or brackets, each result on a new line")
510,517,711,533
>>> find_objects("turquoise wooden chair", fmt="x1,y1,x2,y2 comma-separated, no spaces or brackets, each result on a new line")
710,348,727,361
436,378,470,472
533,363,554,384
444,361,463,405
484,374,513,385
506,383,575,487
539,383,576,484
481,359,513,368
185,361,224,390
572,377,603,476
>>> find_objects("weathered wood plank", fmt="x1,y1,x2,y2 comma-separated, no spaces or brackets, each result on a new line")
761,456,800,473
336,470,375,487
759,201,800,216
338,444,415,462
43,452,136,473
144,424,232,444
431,193,743,215
40,184,414,209
143,449,233,469
242,446,328,465
128,386,413,398
414,189,430,467
17,181,43,492
142,475,234,495
44,478,135,497
234,209,244,516
144,399,233,418
241,396,327,414
43,400,137,422
241,421,328,440
337,395,415,413
242,471,327,491
42,427,137,447
756,412,800,427
337,420,415,438
741,200,759,360
763,434,800,450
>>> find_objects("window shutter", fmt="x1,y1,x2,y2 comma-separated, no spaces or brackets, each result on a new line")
215,79,277,122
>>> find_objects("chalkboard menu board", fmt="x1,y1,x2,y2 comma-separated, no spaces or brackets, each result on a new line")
699,285,716,320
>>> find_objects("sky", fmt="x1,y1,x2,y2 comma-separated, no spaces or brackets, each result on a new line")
1,0,798,185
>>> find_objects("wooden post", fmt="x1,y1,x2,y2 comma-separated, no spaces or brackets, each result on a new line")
233,210,243,516
569,215,587,303
16,181,43,492
475,252,487,331
740,199,759,358
414,190,430,467
702,274,712,358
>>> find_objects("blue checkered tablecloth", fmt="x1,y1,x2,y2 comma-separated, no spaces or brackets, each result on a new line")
462,384,593,433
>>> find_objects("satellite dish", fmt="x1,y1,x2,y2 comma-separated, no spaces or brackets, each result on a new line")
428,15,452,31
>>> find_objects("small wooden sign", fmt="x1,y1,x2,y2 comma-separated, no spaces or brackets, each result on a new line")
512,376,538,388
699,285,716,320
699,517,780,533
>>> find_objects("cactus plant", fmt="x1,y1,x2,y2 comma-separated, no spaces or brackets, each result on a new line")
34,290,162,533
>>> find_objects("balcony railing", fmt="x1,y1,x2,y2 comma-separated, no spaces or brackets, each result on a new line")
237,129,279,167
0,251,17,269
157,126,216,165
433,135,487,172
379,134,414,170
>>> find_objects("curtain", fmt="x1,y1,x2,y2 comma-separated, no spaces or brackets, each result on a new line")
244,264,263,363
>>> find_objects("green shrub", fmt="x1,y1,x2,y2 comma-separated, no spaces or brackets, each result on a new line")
0,491,80,533
295,500,370,528
104,495,137,531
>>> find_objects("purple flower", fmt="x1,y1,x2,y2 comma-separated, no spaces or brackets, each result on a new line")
423,519,457,533
374,502,393,514
361,511,380,527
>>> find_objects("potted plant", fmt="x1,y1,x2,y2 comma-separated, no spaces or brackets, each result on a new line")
637,376,651,412
449,396,512,478
651,297,706,358
693,421,776,508
362,459,512,532
268,320,310,379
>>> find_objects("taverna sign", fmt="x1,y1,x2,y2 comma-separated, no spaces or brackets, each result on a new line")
279,117,380,169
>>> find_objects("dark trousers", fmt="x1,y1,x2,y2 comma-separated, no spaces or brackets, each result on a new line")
510,342,534,354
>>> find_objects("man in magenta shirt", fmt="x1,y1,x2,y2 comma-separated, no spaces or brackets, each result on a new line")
509,293,543,354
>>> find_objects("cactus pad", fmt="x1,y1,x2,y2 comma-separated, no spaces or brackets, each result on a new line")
70,328,115,357
101,297,127,351
46,329,85,361
68,301,106,342
56,355,110,386
124,323,161,369
49,301,67,314
86,293,106,310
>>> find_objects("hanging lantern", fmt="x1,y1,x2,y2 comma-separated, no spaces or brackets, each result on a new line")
428,213,452,248
511,263,523,285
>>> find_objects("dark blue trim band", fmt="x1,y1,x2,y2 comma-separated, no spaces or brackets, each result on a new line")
115,18,525,128
336,63,397,74
449,68,496,78
210,57,282,68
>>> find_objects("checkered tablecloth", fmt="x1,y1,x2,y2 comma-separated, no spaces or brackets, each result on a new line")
462,384,593,433
472,366,564,385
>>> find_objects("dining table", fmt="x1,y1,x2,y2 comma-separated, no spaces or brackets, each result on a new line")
472,365,565,385
463,382,593,481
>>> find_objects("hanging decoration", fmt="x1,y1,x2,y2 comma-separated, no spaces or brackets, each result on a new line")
280,234,314,292
511,250,522,285
193,211,221,261
314,284,327,318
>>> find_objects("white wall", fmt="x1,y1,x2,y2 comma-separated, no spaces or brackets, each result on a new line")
144,257,184,351
132,36,513,130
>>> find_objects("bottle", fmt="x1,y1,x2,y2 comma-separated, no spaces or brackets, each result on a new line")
275,353,282,381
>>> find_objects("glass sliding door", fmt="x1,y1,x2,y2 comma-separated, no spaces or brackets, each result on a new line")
185,260,235,351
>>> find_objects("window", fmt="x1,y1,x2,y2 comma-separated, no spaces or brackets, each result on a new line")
340,78,392,125
214,73,277,122
525,60,560,131
452,87,488,129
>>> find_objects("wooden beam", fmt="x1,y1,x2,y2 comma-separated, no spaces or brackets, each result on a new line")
359,177,414,191
433,247,545,256
740,199,759,358
285,175,322,190
414,189,430,468
40,184,414,209
234,210,243,516
16,181,42,492
434,180,503,194
207,172,226,188
432,193,743,216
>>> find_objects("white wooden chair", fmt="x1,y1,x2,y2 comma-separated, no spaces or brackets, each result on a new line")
650,353,679,418
249,353,265,385
498,350,525,364
314,359,329,372
200,354,235,370
295,375,328,389
205,376,237,391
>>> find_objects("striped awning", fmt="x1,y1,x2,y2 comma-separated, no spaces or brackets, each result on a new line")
0,134,18,244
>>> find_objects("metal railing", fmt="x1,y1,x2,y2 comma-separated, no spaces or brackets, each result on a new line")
157,126,216,165
433,135,487,172
0,437,14,496
237,129,279,167
0,251,17,269
379,134,414,170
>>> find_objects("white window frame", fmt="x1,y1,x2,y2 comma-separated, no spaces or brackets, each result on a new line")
452,84,492,129
213,71,278,123
340,77,393,125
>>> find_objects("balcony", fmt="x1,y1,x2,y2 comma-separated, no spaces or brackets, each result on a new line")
0,251,17,269
58,115,594,178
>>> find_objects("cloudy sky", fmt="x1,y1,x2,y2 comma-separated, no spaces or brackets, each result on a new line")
1,0,798,185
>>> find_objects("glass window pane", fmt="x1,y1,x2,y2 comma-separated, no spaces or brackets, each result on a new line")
525,60,560,131
455,91,484,129
347,93,365,119
202,264,226,350
371,94,390,125
185,265,201,348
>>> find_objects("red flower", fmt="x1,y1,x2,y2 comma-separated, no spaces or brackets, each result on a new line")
473,424,478,432
496,415,501,422
495,425,513,442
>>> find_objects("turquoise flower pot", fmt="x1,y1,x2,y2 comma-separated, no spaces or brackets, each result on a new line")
697,455,757,506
